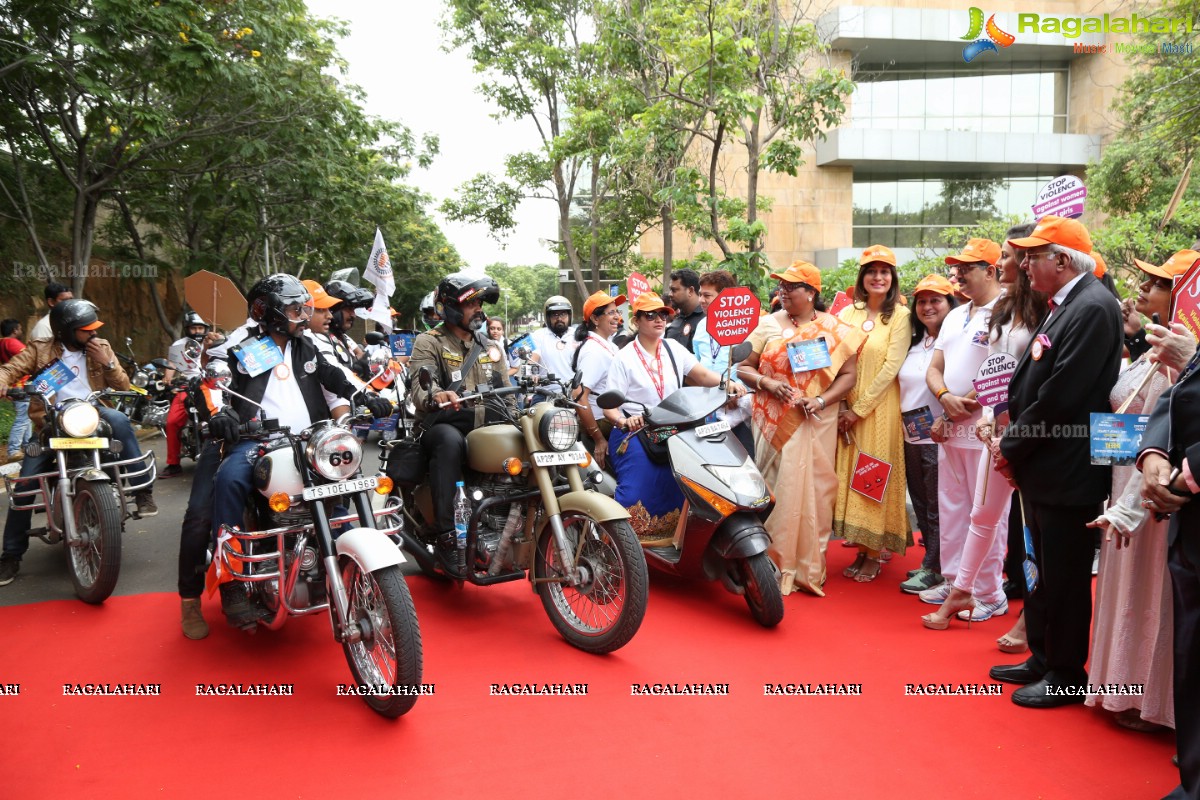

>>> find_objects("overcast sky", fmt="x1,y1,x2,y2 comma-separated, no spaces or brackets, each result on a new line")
304,0,557,272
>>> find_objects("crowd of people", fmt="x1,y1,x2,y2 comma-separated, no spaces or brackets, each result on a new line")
0,216,1197,797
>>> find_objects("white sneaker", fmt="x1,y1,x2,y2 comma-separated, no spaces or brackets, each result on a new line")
918,581,953,605
957,596,1010,622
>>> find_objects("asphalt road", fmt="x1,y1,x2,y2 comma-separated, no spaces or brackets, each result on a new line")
0,432,395,608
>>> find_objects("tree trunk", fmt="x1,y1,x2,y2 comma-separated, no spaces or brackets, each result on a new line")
745,118,762,275
70,191,98,297
706,120,733,260
661,204,674,287
114,193,177,337
589,156,601,292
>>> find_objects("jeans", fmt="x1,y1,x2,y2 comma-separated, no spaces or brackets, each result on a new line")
178,440,221,598
420,421,469,532
7,399,30,457
211,439,258,541
99,407,153,494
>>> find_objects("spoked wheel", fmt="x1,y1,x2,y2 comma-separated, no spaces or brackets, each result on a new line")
66,482,123,604
339,561,423,718
738,553,784,628
533,513,647,654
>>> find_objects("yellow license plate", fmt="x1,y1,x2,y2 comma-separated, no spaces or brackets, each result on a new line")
129,386,148,395
48,437,109,450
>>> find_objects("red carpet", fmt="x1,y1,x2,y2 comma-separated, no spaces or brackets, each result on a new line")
1,545,1178,799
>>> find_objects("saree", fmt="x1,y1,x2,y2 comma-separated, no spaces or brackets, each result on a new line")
751,313,862,596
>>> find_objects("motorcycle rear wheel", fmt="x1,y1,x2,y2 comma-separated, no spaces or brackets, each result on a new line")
738,552,784,628
339,561,423,718
66,482,123,604
533,513,647,654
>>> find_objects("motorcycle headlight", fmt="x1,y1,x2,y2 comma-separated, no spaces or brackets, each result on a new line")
305,427,363,481
59,401,100,438
705,458,769,504
132,372,148,388
538,409,579,452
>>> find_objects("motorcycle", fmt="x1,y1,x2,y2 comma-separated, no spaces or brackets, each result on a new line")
2,387,157,603
115,337,172,428
379,365,648,655
208,365,423,718
595,342,783,627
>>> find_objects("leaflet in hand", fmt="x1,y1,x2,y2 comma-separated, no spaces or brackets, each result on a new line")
786,338,832,373
234,337,284,378
30,359,76,396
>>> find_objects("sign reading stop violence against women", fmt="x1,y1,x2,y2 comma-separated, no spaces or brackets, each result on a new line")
972,352,1018,408
708,287,762,346
627,272,653,302
1032,175,1087,220
1171,257,1200,339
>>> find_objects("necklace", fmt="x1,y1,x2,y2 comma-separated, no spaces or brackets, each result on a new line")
923,334,935,350
788,311,817,328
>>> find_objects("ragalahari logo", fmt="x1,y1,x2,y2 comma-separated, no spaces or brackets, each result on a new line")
961,7,1016,62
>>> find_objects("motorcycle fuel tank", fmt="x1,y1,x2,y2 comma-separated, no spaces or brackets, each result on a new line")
466,426,529,474
252,440,305,498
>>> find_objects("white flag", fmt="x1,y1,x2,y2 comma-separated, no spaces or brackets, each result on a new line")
364,227,395,298
355,288,394,333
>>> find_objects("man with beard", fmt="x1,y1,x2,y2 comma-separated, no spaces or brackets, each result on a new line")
316,278,375,380
665,268,705,354
408,272,508,566
529,295,576,389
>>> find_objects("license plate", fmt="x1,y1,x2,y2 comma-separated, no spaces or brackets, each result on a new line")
532,451,587,467
302,476,378,501
129,386,148,395
49,437,109,450
695,420,730,438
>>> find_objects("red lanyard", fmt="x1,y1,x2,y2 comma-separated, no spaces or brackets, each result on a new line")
588,333,615,356
633,339,666,400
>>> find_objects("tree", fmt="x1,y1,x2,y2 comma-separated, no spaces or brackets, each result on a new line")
484,261,558,325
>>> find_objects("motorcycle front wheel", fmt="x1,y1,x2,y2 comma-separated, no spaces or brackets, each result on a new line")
738,552,784,628
339,561,423,718
66,482,123,604
533,513,647,654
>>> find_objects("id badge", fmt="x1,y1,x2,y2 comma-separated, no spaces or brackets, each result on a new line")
235,337,284,378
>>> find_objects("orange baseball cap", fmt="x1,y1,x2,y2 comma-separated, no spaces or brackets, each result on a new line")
859,244,897,267
770,260,822,293
1092,251,1107,278
913,274,954,296
944,238,1001,267
78,319,104,331
1008,215,1093,254
583,290,627,320
630,292,675,318
301,279,338,309
1134,249,1200,280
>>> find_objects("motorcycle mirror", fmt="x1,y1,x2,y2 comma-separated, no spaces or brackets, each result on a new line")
729,342,752,363
417,366,434,391
595,390,626,410
515,346,530,360
204,361,233,387
364,331,387,346
124,337,134,349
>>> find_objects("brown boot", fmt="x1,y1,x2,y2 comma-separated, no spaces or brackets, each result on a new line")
181,598,209,640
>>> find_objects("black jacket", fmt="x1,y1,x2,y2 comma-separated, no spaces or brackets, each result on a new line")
999,272,1122,506
665,307,705,354
227,332,358,426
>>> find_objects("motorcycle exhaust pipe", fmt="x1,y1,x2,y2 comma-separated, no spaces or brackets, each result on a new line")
395,527,440,574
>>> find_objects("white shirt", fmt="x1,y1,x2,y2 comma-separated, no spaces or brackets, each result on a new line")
606,337,698,416
55,348,92,402
576,333,618,419
258,340,341,433
167,337,203,379
934,294,999,447
1050,273,1086,311
899,336,942,444
530,326,578,383
306,330,366,390
29,314,52,341
207,317,256,363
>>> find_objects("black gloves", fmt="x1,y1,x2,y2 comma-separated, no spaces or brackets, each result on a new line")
352,356,371,380
357,392,393,419
208,407,240,445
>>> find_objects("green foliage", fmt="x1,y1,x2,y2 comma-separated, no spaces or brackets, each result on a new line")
484,262,559,324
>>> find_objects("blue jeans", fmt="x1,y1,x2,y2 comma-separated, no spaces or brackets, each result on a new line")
2,450,55,559
7,400,30,457
178,440,221,598
98,407,153,494
211,440,259,540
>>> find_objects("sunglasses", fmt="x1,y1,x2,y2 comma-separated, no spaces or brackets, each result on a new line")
636,310,670,321
778,281,809,293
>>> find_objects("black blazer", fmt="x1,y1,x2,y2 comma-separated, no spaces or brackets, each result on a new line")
999,272,1122,506
1139,347,1200,566
227,332,358,426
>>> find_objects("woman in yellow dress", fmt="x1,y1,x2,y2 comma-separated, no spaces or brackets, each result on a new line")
834,245,913,582
738,261,862,596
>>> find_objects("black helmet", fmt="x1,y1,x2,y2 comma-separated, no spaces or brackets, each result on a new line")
182,311,211,339
248,274,313,337
419,291,440,329
50,299,103,342
324,279,374,335
436,272,499,331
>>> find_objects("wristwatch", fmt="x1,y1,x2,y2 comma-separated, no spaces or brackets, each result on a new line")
104,359,117,371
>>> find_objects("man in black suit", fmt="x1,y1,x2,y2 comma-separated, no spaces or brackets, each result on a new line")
1139,329,1200,800
989,216,1123,707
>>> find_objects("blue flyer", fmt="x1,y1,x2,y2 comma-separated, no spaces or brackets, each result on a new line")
389,333,415,358
786,338,832,372
508,332,535,361
1089,412,1150,466
30,359,77,396
1022,522,1039,594
234,337,284,378
901,406,935,443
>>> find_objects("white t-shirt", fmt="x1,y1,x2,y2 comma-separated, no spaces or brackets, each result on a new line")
606,337,698,417
306,330,366,390
56,348,92,402
530,326,578,383
29,314,52,341
934,295,999,447
258,340,342,433
899,336,942,444
167,337,203,379
575,333,618,419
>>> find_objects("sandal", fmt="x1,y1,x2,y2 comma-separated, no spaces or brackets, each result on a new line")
997,612,1028,654
842,552,866,578
854,556,882,583
921,588,976,630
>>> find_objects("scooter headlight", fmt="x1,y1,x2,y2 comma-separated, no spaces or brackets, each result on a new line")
305,427,363,481
538,409,579,452
59,401,100,438
704,458,768,504
132,371,148,388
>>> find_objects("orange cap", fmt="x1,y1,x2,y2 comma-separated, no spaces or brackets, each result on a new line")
301,279,338,309
913,274,954,296
1091,251,1107,279
583,290,627,320
1134,249,1200,281
1008,215,1093,254
944,238,1001,267
770,260,822,293
859,244,897,267
629,292,675,318
78,319,104,331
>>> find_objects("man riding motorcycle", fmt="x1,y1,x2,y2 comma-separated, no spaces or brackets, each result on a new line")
161,311,215,477
529,295,577,389
204,274,392,628
407,272,509,564
319,279,375,380
420,291,441,330
0,300,158,586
